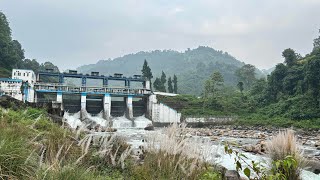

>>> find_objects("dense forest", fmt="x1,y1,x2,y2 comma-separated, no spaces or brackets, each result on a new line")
78,46,266,95
0,12,59,78
159,30,320,129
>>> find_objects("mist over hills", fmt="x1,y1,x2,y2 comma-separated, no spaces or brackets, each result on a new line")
77,46,264,95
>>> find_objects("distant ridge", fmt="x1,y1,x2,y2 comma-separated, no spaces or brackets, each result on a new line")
77,46,262,95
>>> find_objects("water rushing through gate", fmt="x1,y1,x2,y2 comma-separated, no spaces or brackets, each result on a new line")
63,109,152,129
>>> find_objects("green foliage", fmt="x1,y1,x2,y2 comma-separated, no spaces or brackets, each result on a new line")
141,59,153,80
0,122,37,179
225,145,301,180
173,74,178,94
235,64,257,89
313,29,320,50
282,48,298,67
160,71,167,92
153,77,161,91
199,168,222,180
36,165,108,180
237,81,244,93
204,71,224,98
168,76,173,93
0,11,59,77
0,11,25,77
269,156,299,180
78,46,256,95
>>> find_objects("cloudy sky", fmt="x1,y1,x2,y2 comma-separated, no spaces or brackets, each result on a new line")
1,0,320,70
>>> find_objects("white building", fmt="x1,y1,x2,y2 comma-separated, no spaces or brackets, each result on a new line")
12,69,36,85
0,69,36,102
12,69,36,102
0,78,23,101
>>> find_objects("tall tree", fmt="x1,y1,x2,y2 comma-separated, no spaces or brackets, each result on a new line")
0,11,25,77
282,48,297,67
141,59,153,80
235,64,256,89
168,77,173,93
153,78,161,91
173,74,178,94
204,71,224,97
160,71,167,92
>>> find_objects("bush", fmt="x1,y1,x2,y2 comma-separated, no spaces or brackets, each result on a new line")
131,123,212,179
267,130,305,179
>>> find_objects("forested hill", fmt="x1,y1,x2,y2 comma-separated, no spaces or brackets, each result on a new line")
78,46,262,95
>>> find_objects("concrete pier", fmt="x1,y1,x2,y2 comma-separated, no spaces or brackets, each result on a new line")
57,92,62,103
103,93,111,120
126,95,133,119
81,92,87,110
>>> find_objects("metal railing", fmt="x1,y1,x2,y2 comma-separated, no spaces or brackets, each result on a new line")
34,83,151,95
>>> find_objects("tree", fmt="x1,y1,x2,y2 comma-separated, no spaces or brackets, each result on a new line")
237,81,244,94
265,63,288,102
235,64,256,89
153,78,161,91
173,74,178,94
141,59,153,80
204,71,224,97
313,29,320,50
282,48,297,67
160,71,167,92
0,11,25,77
168,77,173,93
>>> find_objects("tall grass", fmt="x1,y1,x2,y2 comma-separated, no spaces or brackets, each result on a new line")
0,111,38,179
132,123,217,179
267,129,306,179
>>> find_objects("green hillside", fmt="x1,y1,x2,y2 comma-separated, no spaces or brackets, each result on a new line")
77,46,263,95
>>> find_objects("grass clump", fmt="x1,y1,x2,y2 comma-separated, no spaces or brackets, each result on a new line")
267,129,305,180
131,123,220,179
0,118,38,179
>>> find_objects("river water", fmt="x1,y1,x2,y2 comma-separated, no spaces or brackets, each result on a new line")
63,112,320,180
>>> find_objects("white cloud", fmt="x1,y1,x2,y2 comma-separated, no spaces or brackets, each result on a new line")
0,0,319,69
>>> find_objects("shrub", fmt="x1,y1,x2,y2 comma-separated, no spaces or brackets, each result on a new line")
131,123,211,179
267,129,305,180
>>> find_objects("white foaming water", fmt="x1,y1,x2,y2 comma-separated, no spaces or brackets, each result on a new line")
84,111,109,127
134,115,152,128
63,111,83,129
112,116,134,128
63,110,153,129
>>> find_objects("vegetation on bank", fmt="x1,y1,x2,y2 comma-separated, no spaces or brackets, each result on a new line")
0,107,223,179
0,107,308,179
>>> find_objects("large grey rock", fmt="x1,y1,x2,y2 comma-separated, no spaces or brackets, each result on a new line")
225,170,240,180
306,160,320,174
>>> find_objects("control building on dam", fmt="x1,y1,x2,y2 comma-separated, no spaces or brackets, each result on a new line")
34,70,152,120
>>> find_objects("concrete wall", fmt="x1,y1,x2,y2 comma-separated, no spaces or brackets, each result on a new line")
149,94,181,124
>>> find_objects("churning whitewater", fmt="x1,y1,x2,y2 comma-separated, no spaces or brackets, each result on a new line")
63,110,152,129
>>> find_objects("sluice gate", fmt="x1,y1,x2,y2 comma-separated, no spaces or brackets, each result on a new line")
34,70,152,122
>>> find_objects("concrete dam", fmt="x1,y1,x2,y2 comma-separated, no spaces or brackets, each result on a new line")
34,70,183,129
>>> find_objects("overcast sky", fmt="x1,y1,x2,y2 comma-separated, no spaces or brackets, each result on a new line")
1,0,320,70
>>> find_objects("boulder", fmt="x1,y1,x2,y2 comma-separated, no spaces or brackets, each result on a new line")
315,141,320,147
243,145,253,152
144,125,154,131
306,160,320,174
225,170,240,180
